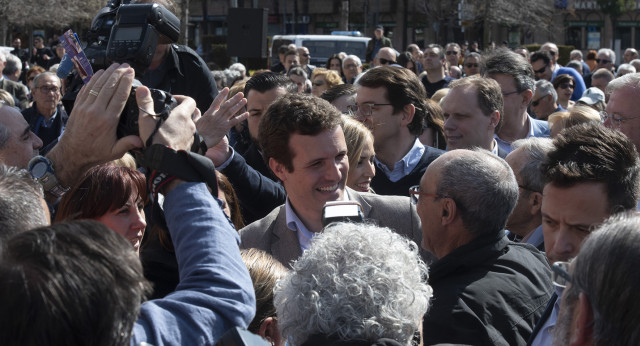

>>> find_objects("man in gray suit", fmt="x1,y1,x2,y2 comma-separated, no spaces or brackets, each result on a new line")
0,52,28,109
239,93,427,268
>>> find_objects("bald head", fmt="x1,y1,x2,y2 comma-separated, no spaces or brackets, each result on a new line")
375,48,397,67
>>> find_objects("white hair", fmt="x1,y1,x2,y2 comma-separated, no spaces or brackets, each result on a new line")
274,222,432,346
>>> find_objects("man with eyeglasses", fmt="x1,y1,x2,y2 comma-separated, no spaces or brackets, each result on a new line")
483,48,550,155
296,46,315,76
530,80,565,121
552,212,640,346
526,122,640,346
342,55,363,84
413,149,552,345
603,73,640,151
21,72,67,154
355,66,443,197
530,51,586,101
420,44,453,98
504,137,554,251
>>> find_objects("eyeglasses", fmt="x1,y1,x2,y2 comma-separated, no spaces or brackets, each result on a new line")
558,83,574,90
533,64,548,74
37,86,59,94
551,261,572,288
465,63,479,68
531,96,545,107
347,103,393,117
596,58,611,64
600,110,640,128
312,80,325,87
379,58,396,65
409,185,444,205
301,53,310,57
446,51,459,56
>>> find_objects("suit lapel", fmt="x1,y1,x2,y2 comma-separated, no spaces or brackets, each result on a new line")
348,188,372,217
271,207,303,268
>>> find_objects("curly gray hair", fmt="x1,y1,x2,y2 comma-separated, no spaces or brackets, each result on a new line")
274,222,432,346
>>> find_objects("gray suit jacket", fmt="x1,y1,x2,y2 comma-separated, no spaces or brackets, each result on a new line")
240,188,434,268
0,78,28,109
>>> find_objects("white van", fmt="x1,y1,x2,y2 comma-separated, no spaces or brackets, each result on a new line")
270,35,371,67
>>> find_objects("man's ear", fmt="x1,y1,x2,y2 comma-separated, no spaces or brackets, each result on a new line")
269,158,288,182
521,89,534,107
529,191,543,215
401,104,416,127
441,198,457,226
570,292,594,346
258,317,280,346
489,110,500,130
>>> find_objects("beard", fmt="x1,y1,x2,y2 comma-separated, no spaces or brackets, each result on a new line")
552,297,576,346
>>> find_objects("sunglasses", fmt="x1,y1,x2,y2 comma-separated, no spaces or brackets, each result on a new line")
465,63,479,68
596,58,611,64
558,83,574,89
531,97,545,107
446,51,459,55
301,53,310,57
533,64,548,74
379,58,396,65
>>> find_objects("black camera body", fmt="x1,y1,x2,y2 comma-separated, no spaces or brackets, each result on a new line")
107,3,180,77
107,3,180,137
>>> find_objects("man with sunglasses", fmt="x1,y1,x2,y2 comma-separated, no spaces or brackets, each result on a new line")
414,149,552,345
526,122,640,346
373,47,397,67
530,80,565,121
462,52,481,77
420,44,453,98
444,42,461,70
297,46,315,76
552,212,640,346
530,50,586,101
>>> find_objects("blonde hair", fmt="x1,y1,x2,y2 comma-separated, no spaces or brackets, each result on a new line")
342,116,374,174
311,68,344,89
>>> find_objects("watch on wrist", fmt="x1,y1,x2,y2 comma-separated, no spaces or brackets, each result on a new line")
28,155,69,198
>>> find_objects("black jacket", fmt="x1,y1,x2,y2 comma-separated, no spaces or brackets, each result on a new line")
22,103,69,155
423,234,553,346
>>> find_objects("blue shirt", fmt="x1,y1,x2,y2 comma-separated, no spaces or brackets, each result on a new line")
375,138,424,183
495,115,549,155
286,191,350,251
531,286,563,346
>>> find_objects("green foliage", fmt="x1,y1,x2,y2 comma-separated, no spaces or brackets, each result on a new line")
596,0,635,17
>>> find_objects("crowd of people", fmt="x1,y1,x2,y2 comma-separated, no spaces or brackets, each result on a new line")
1,1,640,344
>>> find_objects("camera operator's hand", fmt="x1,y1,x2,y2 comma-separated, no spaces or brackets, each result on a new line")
136,86,197,151
195,87,248,148
46,63,142,188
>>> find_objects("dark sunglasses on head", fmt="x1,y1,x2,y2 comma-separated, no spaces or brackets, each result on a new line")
559,83,574,89
379,58,396,65
446,51,458,55
596,58,611,64
465,63,479,68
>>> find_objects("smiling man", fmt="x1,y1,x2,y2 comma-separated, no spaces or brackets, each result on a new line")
527,122,640,346
239,93,427,268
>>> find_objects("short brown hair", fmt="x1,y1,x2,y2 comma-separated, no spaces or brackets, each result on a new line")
259,93,343,172
356,66,427,136
448,76,504,133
